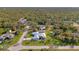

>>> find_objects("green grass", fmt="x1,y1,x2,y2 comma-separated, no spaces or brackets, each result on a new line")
8,32,23,46
22,40,45,46
0,28,4,35
27,31,33,38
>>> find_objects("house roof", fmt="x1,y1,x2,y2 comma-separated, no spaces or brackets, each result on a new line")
39,25,45,29
32,31,46,38
0,36,3,41
32,32,39,35
19,18,27,24
39,33,46,38
39,30,45,33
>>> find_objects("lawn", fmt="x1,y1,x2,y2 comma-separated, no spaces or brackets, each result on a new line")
27,31,33,38
0,28,4,35
22,40,45,46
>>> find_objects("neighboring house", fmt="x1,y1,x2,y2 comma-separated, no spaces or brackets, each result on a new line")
0,32,15,43
72,32,79,37
6,34,15,39
39,25,45,30
73,22,79,27
0,36,3,43
1,33,14,39
19,18,27,25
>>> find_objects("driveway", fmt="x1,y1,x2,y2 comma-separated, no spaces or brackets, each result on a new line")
8,27,28,51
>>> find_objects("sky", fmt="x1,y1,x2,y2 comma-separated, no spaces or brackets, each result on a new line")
0,0,79,7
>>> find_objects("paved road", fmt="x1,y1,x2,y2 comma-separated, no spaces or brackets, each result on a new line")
8,45,49,51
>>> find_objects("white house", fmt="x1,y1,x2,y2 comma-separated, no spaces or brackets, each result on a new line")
32,31,46,40
39,33,46,38
32,32,39,40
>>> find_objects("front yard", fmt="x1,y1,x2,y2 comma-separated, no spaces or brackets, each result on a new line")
22,29,63,46
0,32,23,50
22,29,61,46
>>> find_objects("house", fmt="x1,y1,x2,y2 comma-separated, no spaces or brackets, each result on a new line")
32,31,46,40
1,32,15,40
6,34,15,39
32,32,39,40
39,25,45,30
19,18,27,25
1,34,7,40
39,30,46,40
72,32,79,37
0,36,3,43
73,22,79,32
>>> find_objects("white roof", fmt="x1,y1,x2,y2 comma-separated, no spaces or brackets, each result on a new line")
32,31,46,40
32,32,39,35
19,18,27,24
39,33,46,37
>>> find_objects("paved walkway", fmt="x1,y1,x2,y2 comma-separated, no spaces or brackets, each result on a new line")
17,31,28,44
